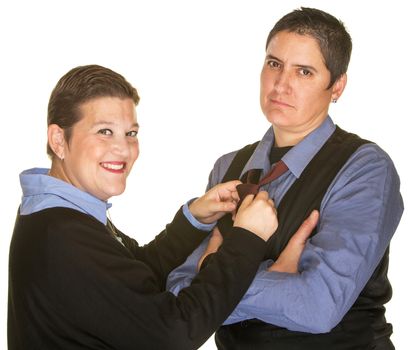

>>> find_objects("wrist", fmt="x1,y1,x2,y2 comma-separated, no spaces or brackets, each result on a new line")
183,201,216,231
188,198,202,220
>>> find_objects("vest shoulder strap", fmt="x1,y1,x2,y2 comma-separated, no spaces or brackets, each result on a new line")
265,126,371,259
221,141,260,183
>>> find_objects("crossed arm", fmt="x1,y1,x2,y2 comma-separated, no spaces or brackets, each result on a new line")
167,145,403,333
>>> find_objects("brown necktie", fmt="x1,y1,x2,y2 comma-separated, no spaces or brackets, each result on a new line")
236,160,288,208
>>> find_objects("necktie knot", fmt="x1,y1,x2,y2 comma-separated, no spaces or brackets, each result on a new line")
237,183,259,201
236,160,288,208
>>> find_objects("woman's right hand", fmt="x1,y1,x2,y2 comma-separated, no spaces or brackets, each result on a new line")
233,191,278,242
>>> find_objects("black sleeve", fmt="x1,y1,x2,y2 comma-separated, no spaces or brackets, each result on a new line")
117,207,210,288
47,215,267,350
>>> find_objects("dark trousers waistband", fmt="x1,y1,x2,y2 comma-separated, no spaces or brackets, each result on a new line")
215,316,393,350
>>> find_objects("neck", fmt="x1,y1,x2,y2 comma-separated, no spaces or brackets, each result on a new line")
273,130,304,147
49,159,69,184
273,119,327,147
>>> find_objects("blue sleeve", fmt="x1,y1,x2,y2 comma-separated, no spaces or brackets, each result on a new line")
169,144,403,333
182,200,216,232
224,145,403,332
166,236,210,294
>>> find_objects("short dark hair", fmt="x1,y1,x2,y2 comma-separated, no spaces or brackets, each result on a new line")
265,7,352,88
47,64,139,157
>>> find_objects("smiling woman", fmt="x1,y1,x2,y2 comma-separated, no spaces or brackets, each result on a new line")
7,64,300,350
48,97,140,201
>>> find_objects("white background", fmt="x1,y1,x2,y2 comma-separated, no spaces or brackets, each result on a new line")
1,1,406,349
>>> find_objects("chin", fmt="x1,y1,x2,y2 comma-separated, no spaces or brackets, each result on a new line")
265,115,287,127
107,191,124,199
111,185,126,197
99,184,126,200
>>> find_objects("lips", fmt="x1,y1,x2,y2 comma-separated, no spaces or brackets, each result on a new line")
100,162,126,173
270,99,294,108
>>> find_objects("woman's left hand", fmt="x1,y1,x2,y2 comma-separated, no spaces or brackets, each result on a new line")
268,210,319,273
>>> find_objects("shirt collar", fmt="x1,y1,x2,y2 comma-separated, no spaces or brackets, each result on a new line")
19,168,111,225
241,116,336,179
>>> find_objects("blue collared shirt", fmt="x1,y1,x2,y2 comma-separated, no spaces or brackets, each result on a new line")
167,116,404,333
19,168,214,231
20,168,112,224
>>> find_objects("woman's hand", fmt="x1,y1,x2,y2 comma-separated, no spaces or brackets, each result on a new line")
268,210,319,273
189,180,241,224
233,191,278,242
196,191,281,270
197,227,223,270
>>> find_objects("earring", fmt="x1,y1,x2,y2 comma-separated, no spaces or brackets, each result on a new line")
332,99,337,104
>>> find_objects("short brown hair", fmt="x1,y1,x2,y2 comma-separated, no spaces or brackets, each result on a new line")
266,7,352,88
47,64,140,157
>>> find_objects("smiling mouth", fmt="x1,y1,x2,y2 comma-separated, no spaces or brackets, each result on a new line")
100,162,126,173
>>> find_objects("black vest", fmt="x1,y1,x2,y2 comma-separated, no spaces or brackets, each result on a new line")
216,127,394,350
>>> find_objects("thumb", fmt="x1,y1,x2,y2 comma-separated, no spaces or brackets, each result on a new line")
222,179,242,190
237,194,254,213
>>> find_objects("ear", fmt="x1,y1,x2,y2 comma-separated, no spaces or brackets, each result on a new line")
48,124,66,160
331,73,347,102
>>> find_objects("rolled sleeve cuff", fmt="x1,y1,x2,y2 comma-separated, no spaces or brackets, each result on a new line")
182,199,217,232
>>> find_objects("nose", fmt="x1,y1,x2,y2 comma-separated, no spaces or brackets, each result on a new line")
111,135,131,158
274,70,291,95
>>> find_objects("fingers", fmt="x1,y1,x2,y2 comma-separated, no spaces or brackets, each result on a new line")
234,191,278,241
256,191,277,212
207,181,244,213
256,191,275,205
269,210,319,273
237,191,276,216
301,210,319,237
206,227,224,250
291,210,319,244
197,227,223,271
189,181,243,224
222,180,243,189
254,190,269,201
216,180,242,203
306,209,319,226
214,180,242,195
210,200,237,213
267,198,277,214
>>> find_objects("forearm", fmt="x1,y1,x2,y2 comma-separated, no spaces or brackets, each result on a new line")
173,227,267,346
137,178,242,282
133,208,210,284
166,237,209,294
223,238,393,333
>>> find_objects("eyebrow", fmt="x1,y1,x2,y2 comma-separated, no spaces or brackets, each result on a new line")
92,121,139,128
265,54,318,73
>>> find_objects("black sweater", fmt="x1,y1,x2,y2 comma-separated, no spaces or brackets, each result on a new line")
8,207,267,350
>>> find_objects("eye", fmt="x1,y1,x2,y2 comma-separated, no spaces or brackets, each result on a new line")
299,68,312,77
98,128,113,135
267,60,281,69
126,130,138,138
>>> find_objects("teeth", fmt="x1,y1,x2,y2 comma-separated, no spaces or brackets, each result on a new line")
101,163,124,170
